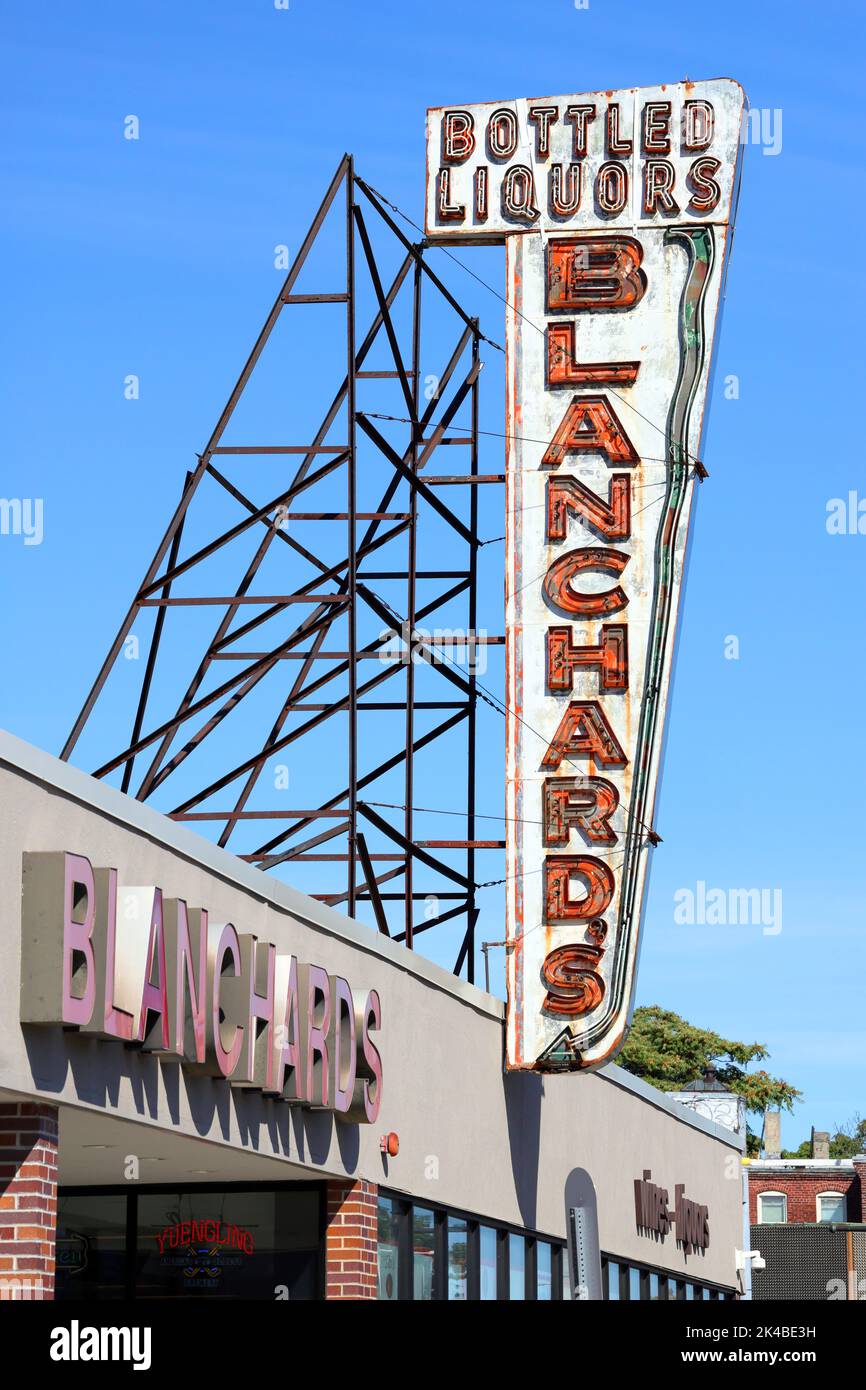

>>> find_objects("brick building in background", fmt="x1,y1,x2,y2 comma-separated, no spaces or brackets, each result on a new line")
748,1130,866,1300
748,1126,866,1226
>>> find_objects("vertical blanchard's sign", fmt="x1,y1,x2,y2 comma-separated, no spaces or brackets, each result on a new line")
425,81,745,1071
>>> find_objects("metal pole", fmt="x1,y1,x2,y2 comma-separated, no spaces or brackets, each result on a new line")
404,254,422,948
346,158,358,917
122,469,193,792
466,323,481,982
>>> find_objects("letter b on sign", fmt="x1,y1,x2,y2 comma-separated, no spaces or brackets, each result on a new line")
547,236,647,312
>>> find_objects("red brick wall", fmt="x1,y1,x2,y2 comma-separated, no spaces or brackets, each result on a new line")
325,1178,378,1300
0,1102,58,1299
853,1162,866,1221
749,1173,855,1224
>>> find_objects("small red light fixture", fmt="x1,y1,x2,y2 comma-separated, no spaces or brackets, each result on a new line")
380,1132,399,1157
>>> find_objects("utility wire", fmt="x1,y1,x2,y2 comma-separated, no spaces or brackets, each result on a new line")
371,588,664,846
362,411,697,470
366,796,650,840
363,182,704,460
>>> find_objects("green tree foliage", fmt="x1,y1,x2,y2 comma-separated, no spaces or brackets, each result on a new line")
618,1006,802,1115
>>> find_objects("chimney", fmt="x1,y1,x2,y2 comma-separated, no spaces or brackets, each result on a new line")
762,1110,782,1159
811,1128,830,1161
853,1158,866,1222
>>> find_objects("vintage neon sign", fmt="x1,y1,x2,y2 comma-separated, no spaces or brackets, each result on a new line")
426,80,745,1071
19,851,383,1123
429,94,729,236
155,1220,254,1256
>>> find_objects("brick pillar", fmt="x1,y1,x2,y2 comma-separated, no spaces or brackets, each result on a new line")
325,1178,378,1300
854,1160,866,1222
0,1102,58,1300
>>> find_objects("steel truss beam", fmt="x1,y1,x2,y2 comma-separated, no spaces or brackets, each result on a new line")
62,154,504,984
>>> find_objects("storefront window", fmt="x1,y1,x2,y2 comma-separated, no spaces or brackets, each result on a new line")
537,1242,552,1300
135,1188,319,1300
56,1194,127,1300
412,1207,436,1300
59,1186,321,1301
448,1215,468,1299
377,1195,401,1301
60,1183,720,1305
479,1225,497,1300
509,1234,525,1299
377,1194,574,1302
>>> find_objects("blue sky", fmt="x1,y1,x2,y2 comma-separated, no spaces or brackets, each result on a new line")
2,0,864,1146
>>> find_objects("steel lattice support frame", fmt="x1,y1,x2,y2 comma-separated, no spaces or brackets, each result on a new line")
61,155,504,984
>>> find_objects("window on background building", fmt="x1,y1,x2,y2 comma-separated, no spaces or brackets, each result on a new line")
509,1234,525,1300
816,1192,847,1223
448,1215,468,1300
537,1242,552,1300
412,1207,436,1300
757,1191,788,1224
649,1271,661,1300
607,1261,620,1300
377,1195,401,1301
479,1225,497,1300
628,1266,640,1301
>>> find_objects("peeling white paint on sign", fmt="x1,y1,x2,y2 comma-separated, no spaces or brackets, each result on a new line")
426,80,746,1072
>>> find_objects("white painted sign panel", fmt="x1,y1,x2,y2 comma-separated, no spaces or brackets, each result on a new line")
426,80,745,1071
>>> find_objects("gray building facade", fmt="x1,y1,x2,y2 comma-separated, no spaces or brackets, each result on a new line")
0,730,743,1300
